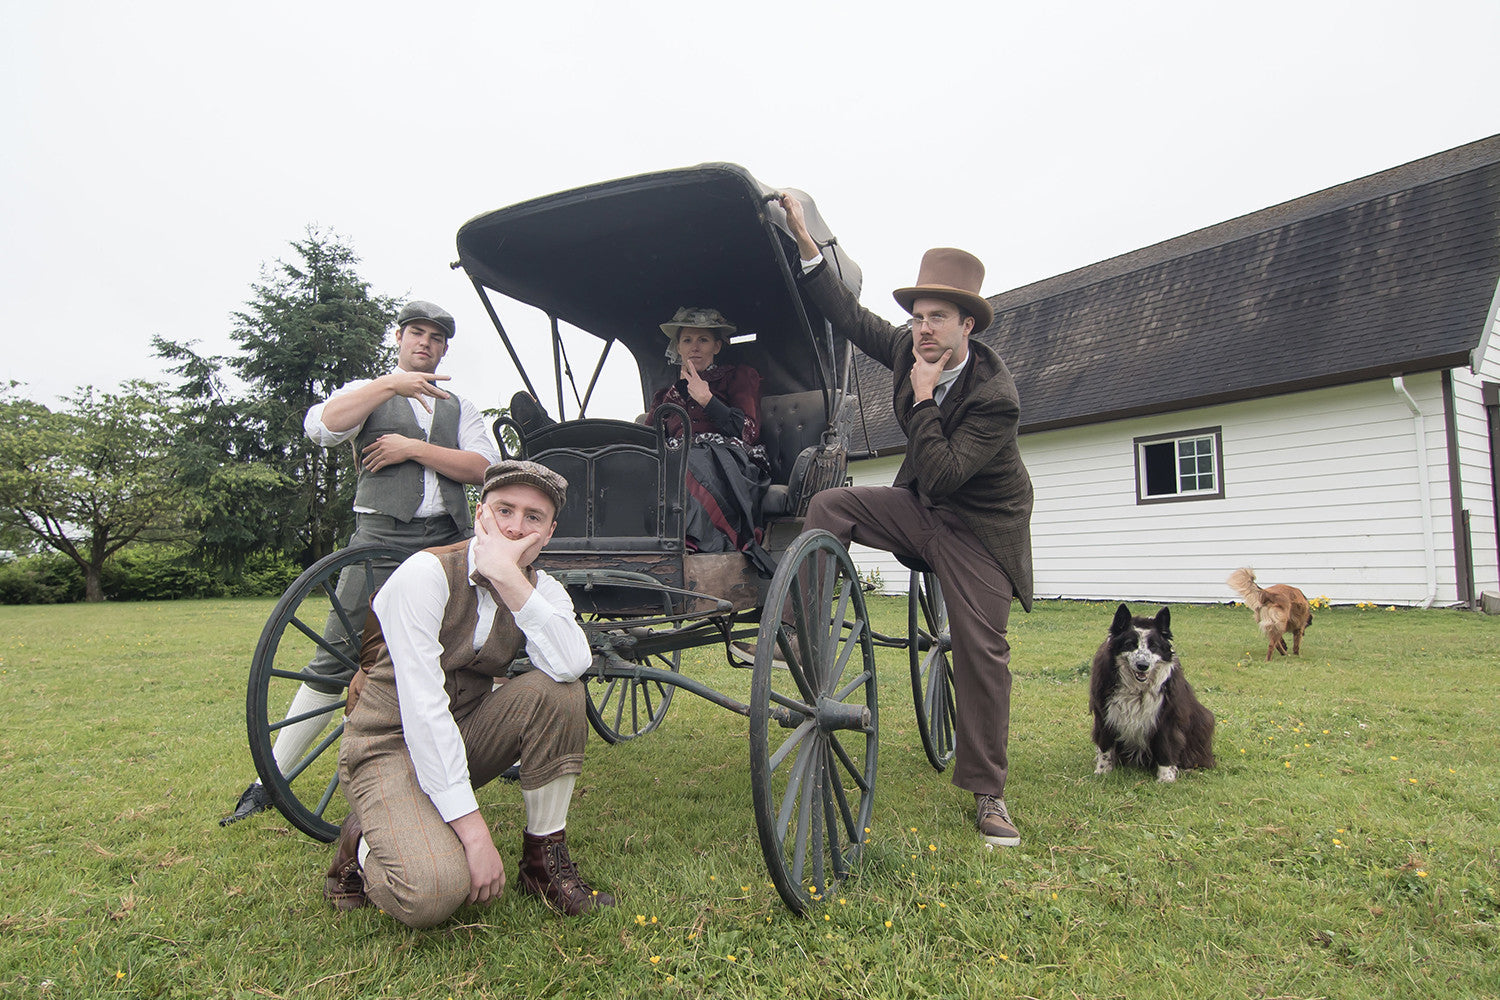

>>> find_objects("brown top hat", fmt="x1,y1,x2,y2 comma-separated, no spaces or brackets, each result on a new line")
892,248,994,332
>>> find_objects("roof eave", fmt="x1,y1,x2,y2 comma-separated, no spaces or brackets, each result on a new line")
1018,352,1473,434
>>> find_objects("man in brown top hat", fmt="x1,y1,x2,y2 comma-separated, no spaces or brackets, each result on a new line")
324,460,614,926
779,193,1035,848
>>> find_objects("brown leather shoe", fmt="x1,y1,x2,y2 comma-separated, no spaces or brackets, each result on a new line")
518,829,615,916
324,814,369,910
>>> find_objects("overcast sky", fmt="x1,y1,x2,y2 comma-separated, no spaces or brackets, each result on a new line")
4,0,1496,420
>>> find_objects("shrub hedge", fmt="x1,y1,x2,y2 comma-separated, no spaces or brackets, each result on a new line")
0,547,302,604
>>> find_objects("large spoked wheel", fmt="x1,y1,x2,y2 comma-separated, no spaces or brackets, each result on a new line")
749,529,878,914
909,570,956,771
583,618,681,743
247,544,407,843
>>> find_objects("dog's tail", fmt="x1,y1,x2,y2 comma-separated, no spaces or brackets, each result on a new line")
1226,567,1265,611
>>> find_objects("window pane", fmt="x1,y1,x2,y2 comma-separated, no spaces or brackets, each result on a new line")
1177,437,1214,492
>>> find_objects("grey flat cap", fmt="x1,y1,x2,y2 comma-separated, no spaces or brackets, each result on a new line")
396,300,456,339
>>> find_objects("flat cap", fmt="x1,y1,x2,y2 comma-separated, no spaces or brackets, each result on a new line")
396,300,456,339
481,459,568,517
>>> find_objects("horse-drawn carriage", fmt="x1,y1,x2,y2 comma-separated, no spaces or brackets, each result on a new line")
246,164,957,913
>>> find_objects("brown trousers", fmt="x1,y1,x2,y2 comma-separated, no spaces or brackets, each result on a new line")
338,670,586,928
806,486,1014,798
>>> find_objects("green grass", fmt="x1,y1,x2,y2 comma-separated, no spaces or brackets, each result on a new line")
1,597,1497,999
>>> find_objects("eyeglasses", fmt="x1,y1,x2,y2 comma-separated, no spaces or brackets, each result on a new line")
909,312,956,330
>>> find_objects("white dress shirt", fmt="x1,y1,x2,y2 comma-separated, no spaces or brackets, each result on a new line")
304,377,502,518
369,540,591,822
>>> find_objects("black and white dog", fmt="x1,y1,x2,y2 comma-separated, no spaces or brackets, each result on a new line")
1090,604,1215,782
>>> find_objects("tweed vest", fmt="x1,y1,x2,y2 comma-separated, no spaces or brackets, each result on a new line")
353,392,471,527
346,541,530,736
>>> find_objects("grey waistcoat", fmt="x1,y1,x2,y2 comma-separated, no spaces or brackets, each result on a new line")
353,393,472,527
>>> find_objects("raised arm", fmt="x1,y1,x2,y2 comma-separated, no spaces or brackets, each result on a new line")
319,370,453,431
779,192,905,370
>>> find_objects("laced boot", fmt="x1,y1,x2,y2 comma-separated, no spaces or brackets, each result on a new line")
518,829,616,916
323,814,368,910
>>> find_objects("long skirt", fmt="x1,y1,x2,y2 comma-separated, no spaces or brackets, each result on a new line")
680,437,775,577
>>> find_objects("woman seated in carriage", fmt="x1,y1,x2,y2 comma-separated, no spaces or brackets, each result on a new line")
648,306,774,576
510,306,774,576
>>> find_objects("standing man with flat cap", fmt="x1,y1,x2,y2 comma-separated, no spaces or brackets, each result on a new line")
326,459,613,925
223,300,503,825
779,194,1034,848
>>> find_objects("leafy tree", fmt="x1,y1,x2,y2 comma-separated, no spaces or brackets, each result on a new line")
158,228,397,565
0,382,182,601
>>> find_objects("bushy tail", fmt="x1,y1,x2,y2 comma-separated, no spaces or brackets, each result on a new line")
1226,567,1264,611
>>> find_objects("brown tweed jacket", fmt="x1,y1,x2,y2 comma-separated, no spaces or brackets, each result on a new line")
802,261,1035,611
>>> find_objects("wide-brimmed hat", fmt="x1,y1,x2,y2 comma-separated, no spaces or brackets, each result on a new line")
892,249,993,332
481,460,567,517
396,300,456,339
659,306,736,341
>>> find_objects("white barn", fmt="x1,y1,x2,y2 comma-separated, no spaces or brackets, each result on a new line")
842,136,1500,608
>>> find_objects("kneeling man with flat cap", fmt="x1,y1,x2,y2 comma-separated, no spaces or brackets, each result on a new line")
325,460,614,926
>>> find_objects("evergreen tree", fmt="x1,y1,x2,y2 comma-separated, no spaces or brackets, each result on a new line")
158,228,396,565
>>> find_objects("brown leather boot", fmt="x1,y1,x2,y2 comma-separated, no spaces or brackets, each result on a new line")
517,829,615,916
324,814,368,911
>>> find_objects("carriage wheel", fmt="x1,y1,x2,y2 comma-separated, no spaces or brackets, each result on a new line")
583,624,681,743
247,544,408,843
909,570,956,771
749,529,878,914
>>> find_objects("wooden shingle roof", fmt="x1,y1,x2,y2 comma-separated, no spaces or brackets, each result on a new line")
849,135,1500,454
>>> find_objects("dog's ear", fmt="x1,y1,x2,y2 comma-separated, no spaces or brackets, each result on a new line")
1154,606,1172,638
1111,603,1133,634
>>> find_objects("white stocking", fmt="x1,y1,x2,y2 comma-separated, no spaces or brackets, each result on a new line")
522,775,577,836
270,683,345,775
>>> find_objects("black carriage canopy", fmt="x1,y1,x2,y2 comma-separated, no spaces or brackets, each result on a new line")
454,163,863,414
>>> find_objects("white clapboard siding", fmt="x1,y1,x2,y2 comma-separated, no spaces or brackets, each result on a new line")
1029,376,1455,605
1455,302,1500,597
841,372,1480,605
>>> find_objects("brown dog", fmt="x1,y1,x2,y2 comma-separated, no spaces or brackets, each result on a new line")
1226,567,1312,661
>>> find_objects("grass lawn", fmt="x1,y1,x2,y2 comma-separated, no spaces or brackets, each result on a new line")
1,595,1497,999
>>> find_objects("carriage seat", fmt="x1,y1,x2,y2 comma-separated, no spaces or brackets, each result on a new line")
759,390,841,518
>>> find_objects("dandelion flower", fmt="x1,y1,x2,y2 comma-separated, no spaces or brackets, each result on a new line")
650,956,661,965
726,954,737,962
1416,870,1428,878
884,920,893,928
929,844,937,852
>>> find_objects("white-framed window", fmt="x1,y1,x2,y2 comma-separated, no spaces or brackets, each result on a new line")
1134,427,1224,504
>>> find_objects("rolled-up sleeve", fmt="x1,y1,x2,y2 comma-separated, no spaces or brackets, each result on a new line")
513,571,591,683
304,380,372,447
